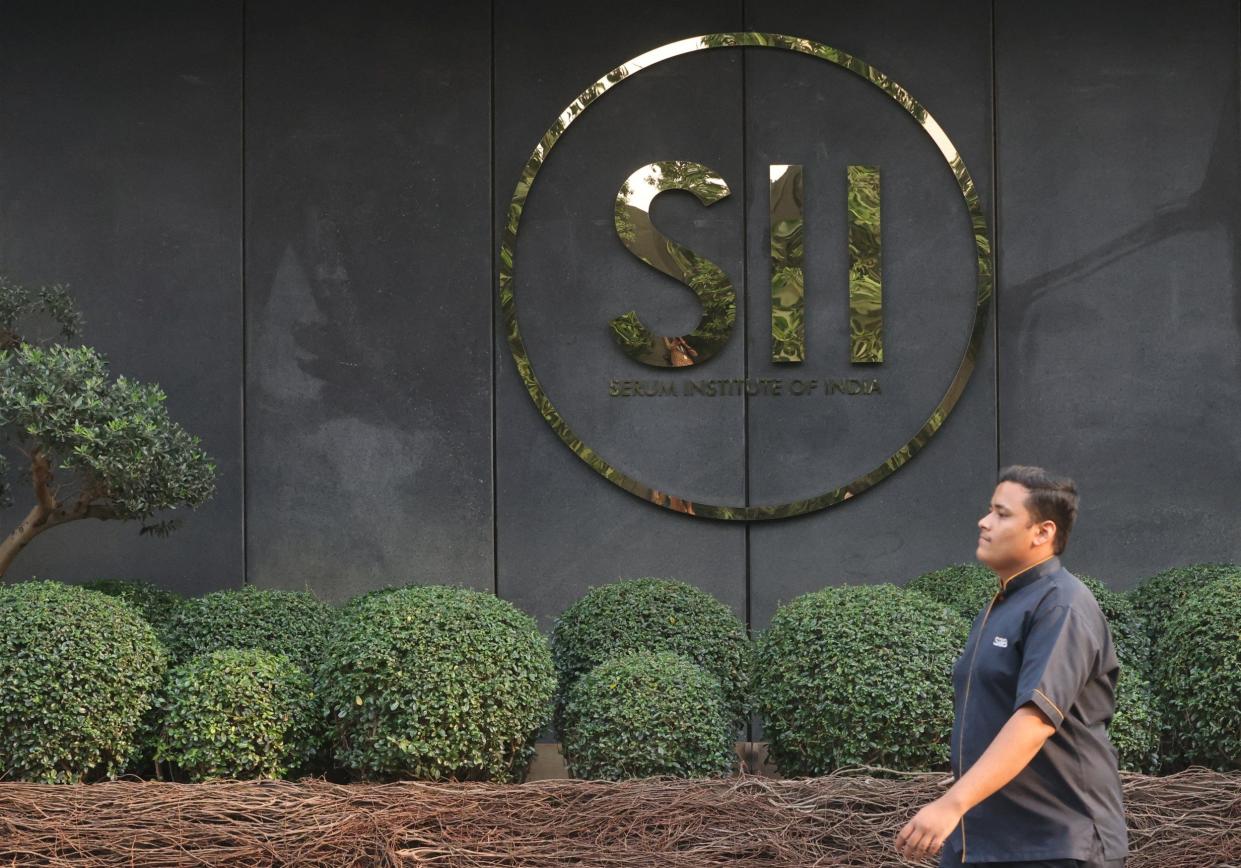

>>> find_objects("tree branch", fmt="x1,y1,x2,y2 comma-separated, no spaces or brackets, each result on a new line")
5,502,49,542
0,502,53,577
73,485,96,515
31,450,58,514
0,484,122,576
38,487,102,528
83,504,120,521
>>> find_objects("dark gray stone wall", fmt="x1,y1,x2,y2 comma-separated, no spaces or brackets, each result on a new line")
244,0,493,602
994,0,1241,583
1,1,1237,633
742,0,996,632
0,1,243,597
493,1,750,634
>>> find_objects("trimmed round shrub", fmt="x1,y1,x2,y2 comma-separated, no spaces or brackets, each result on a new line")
550,578,750,734
904,563,996,620
337,583,412,617
754,584,969,776
1078,575,1150,672
560,651,737,780
1129,563,1241,643
321,585,555,782
1076,576,1159,773
165,586,335,672
81,578,182,642
1108,669,1160,773
1152,573,1241,771
0,580,167,782
153,648,318,781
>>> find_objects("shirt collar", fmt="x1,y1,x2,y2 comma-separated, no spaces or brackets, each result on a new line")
998,554,1060,598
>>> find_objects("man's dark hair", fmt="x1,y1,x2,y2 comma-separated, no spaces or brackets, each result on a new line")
998,465,1078,555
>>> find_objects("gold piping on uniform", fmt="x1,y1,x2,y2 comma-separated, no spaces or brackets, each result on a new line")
1033,687,1066,722
999,554,1056,593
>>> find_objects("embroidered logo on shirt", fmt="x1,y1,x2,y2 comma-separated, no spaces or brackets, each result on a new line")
992,636,1008,648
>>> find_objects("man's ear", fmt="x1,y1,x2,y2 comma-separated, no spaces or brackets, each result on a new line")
1035,520,1057,548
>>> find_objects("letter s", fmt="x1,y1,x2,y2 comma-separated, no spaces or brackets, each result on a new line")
611,161,736,367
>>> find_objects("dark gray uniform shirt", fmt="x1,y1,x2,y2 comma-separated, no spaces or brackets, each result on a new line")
941,556,1128,864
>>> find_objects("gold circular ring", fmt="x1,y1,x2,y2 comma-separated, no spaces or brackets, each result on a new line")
499,33,993,520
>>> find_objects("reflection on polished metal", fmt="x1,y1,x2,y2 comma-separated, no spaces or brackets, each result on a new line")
769,164,805,364
499,33,993,520
848,165,883,364
612,161,736,367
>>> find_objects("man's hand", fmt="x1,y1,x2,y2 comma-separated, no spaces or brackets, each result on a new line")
894,705,1056,863
895,795,963,862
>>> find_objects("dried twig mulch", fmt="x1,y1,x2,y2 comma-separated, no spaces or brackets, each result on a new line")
0,768,1237,867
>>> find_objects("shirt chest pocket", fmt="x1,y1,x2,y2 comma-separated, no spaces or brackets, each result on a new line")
973,620,1023,692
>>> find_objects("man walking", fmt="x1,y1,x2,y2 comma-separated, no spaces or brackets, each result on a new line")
896,466,1127,866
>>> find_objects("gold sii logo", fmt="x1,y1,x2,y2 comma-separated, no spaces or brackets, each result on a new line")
499,33,992,520
611,160,882,368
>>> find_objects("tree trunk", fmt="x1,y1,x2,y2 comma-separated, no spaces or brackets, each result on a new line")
1,450,63,578
0,502,54,578
0,450,117,578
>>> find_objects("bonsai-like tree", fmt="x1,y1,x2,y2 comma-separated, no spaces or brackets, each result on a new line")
0,274,217,577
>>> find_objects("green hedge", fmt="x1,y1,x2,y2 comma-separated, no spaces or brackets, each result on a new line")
1108,671,1161,774
754,584,968,775
903,563,996,620
1074,576,1159,772
321,585,555,782
1153,572,1241,771
7,565,1233,782
1129,563,1241,644
560,651,737,780
338,584,406,615
80,579,183,637
1078,576,1149,672
164,586,335,673
550,578,750,735
0,580,167,782
154,648,319,781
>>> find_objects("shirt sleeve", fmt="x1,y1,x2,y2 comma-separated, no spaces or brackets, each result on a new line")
1013,602,1099,731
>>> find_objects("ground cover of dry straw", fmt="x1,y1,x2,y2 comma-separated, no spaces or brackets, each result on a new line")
1,768,1237,866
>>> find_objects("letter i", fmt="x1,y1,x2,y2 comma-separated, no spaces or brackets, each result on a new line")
769,164,805,363
848,165,883,364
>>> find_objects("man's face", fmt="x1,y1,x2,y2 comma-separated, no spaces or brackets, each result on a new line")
977,481,1053,572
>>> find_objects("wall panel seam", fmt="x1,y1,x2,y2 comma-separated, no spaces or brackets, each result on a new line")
741,0,752,747
490,0,499,600
990,0,1001,476
240,0,249,588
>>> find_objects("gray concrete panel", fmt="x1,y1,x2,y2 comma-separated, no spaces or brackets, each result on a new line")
995,1,1241,588
744,1,997,634
244,0,493,603
0,2,243,597
494,3,749,638
1,1,1235,699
